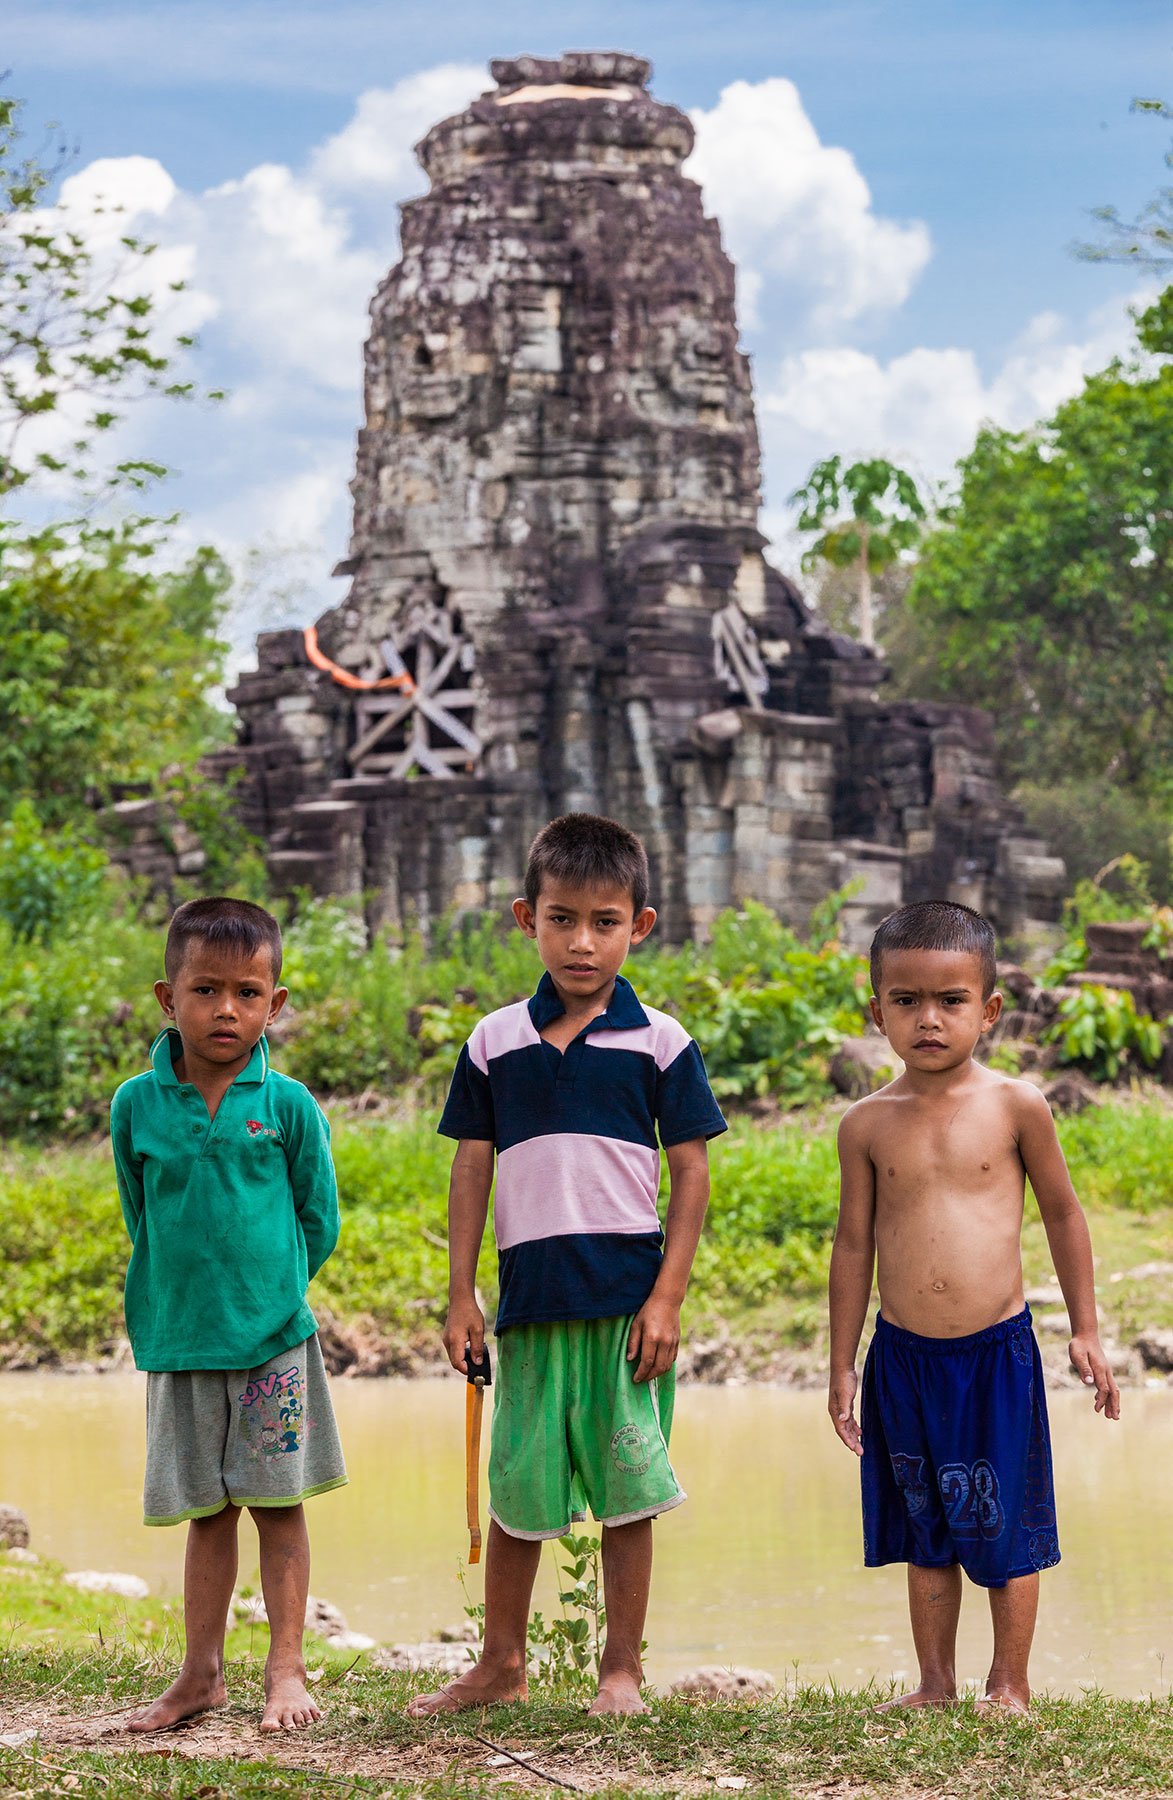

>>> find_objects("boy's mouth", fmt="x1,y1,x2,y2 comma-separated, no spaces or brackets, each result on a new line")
913,1040,946,1050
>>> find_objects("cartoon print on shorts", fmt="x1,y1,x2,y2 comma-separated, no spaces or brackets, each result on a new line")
890,1452,929,1517
610,1423,651,1477
937,1459,1005,1541
240,1364,305,1457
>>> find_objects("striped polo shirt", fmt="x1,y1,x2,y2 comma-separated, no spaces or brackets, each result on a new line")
438,971,726,1331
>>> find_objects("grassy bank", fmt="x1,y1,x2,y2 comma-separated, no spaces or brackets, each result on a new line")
2,1556,1172,1800
2,1097,1171,1377
4,1531,1173,1799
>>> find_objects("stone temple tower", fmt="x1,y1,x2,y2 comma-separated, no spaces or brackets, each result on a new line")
223,52,1062,942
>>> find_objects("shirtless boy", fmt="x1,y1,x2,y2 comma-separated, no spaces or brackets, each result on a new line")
829,901,1119,1714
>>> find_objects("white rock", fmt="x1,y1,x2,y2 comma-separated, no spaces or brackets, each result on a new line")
64,1571,149,1599
669,1665,776,1701
326,1628,376,1652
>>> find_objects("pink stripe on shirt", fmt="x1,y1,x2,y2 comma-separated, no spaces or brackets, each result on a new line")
583,1007,691,1071
469,1000,538,1074
494,1133,662,1250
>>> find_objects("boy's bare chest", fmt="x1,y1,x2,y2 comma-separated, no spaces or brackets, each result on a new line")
868,1095,1021,1198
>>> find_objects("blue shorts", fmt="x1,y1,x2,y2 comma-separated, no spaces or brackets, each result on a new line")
860,1308,1060,1589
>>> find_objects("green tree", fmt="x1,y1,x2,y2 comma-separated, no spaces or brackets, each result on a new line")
900,288,1172,799
0,93,237,834
0,528,232,825
790,455,927,647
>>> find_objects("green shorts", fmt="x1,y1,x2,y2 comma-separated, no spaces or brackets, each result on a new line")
488,1315,685,1540
143,1335,347,1526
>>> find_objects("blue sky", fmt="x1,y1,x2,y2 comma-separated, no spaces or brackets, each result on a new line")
7,0,1170,647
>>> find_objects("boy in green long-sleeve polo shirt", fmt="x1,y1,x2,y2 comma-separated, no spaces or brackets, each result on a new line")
110,896,347,1735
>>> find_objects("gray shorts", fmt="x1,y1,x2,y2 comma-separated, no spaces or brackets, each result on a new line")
143,1336,347,1526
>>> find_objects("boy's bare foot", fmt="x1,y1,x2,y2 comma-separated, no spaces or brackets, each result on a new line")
976,1686,1030,1717
407,1661,528,1717
874,1684,957,1712
127,1670,227,1732
261,1668,322,1732
588,1673,649,1716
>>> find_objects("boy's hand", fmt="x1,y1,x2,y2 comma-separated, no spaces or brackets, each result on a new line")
828,1368,863,1454
1069,1333,1121,1419
627,1297,680,1383
443,1298,485,1376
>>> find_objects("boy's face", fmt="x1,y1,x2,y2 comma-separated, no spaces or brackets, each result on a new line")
869,947,1002,1075
512,880,656,1006
154,945,287,1075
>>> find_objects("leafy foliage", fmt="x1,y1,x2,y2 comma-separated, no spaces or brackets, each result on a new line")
0,799,106,941
632,898,869,1102
0,93,217,505
1014,779,1171,906
2,1102,1170,1365
0,527,233,827
898,289,1173,796
1042,986,1166,1083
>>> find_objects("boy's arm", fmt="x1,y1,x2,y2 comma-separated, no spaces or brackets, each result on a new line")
828,1106,877,1454
628,1135,710,1384
1015,1084,1120,1420
442,1138,495,1375
287,1095,340,1281
110,1090,145,1239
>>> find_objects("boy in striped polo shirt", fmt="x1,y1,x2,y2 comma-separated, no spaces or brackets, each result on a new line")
409,814,726,1718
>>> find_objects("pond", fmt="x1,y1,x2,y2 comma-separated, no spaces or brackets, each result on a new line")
2,1374,1169,1697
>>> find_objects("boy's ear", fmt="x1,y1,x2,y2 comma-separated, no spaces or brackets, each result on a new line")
154,979,175,1019
630,906,657,947
511,897,537,937
268,986,289,1024
868,996,887,1035
981,989,1004,1031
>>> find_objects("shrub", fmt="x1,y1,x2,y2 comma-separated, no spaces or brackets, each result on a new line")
1042,985,1166,1082
0,802,107,944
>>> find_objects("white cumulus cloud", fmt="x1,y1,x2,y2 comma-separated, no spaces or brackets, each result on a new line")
687,77,932,330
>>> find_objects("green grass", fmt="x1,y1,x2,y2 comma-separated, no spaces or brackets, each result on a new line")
3,1555,1173,1797
1,1647,1171,1799
1,1097,1171,1370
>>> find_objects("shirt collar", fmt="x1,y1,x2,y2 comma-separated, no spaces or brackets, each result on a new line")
149,1028,269,1087
527,970,649,1035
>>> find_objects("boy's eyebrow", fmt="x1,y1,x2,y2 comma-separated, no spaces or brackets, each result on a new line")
885,984,974,997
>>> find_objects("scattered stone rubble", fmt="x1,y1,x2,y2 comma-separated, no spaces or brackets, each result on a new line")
0,1504,30,1550
155,50,1065,949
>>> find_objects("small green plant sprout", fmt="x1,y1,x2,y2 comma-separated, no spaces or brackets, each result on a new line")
790,454,927,646
1043,984,1167,1082
553,1532,606,1682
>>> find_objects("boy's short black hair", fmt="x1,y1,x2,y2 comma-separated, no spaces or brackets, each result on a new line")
164,897,283,983
524,814,650,915
870,900,997,999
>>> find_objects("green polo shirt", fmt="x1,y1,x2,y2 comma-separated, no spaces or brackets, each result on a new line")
110,1030,339,1372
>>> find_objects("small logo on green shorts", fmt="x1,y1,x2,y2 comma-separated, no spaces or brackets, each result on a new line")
611,1423,651,1476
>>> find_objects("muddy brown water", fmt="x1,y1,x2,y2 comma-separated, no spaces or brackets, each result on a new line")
2,1374,1169,1697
